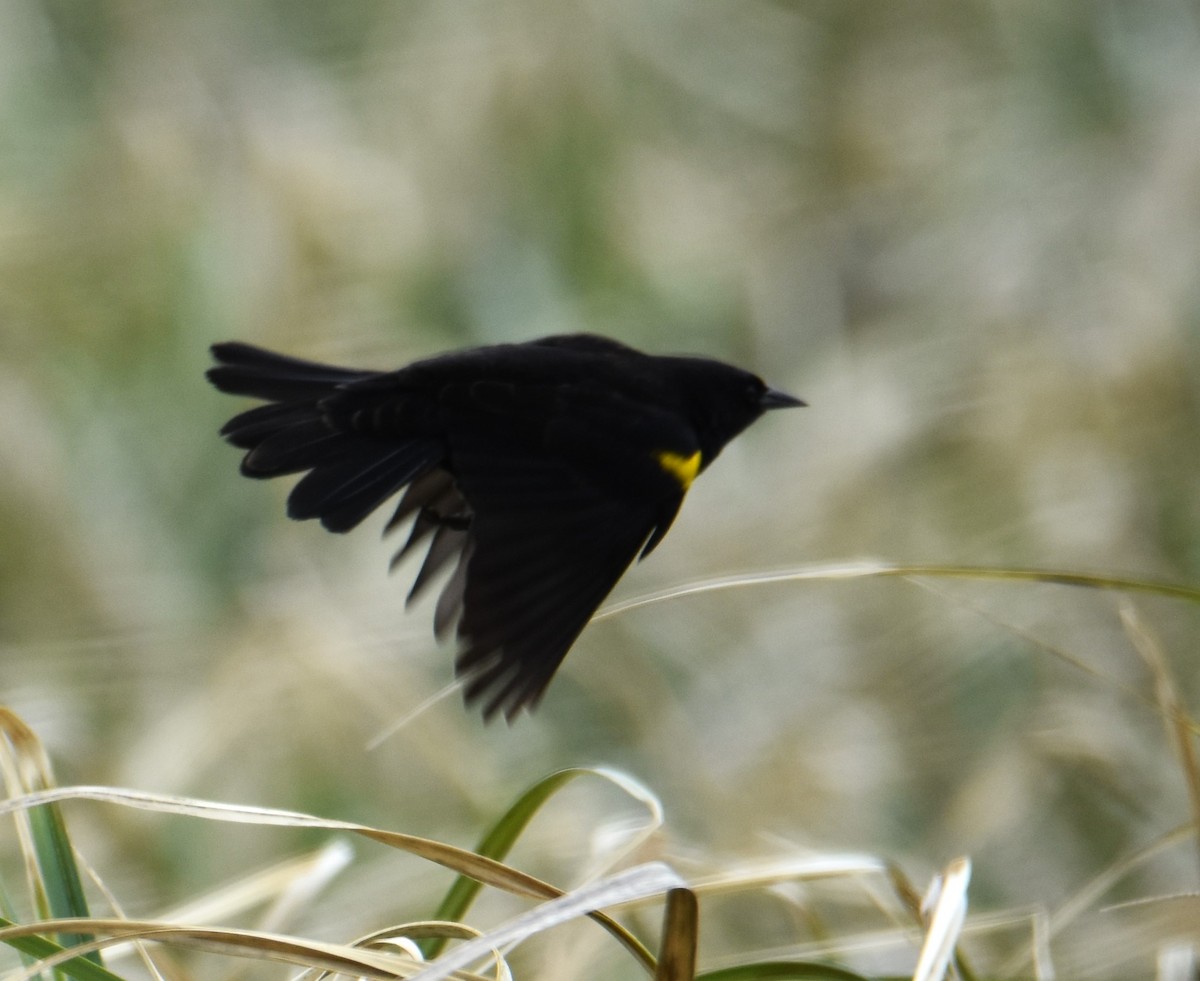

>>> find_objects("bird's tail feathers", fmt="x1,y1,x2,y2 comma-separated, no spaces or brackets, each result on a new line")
209,342,439,533
208,342,376,402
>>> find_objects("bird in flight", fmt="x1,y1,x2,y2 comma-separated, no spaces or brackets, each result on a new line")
208,334,803,720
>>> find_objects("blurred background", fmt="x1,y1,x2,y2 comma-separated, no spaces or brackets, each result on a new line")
4,0,1200,976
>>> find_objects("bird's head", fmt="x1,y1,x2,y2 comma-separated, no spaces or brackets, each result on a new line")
673,358,805,465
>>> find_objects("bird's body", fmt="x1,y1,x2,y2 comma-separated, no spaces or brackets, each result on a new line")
208,333,802,719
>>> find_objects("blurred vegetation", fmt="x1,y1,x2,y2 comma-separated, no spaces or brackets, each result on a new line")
3,0,1200,976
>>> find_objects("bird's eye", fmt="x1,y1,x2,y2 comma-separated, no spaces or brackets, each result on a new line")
745,380,764,403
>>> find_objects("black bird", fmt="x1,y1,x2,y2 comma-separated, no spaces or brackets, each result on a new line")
207,334,803,720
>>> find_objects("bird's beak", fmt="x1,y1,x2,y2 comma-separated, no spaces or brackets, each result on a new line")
760,387,806,410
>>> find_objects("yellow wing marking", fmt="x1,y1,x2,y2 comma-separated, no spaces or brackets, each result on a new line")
655,449,702,490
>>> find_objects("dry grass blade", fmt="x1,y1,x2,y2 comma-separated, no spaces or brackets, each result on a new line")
0,786,553,898
1119,601,1200,876
407,863,686,981
1158,944,1197,981
911,858,970,981
156,840,353,931
0,784,674,977
994,823,1195,978
655,888,698,981
337,921,505,981
0,917,423,981
688,854,886,898
1053,893,1200,977
597,561,1200,622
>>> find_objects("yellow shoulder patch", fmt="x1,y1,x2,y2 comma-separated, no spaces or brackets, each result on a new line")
655,449,702,490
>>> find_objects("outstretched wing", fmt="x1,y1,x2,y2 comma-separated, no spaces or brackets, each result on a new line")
442,412,683,721
453,450,672,719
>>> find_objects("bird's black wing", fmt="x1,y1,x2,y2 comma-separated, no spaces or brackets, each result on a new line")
451,443,672,721
436,382,690,721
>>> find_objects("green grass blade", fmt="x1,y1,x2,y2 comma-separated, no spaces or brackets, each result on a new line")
27,803,100,965
419,767,595,959
697,962,874,980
